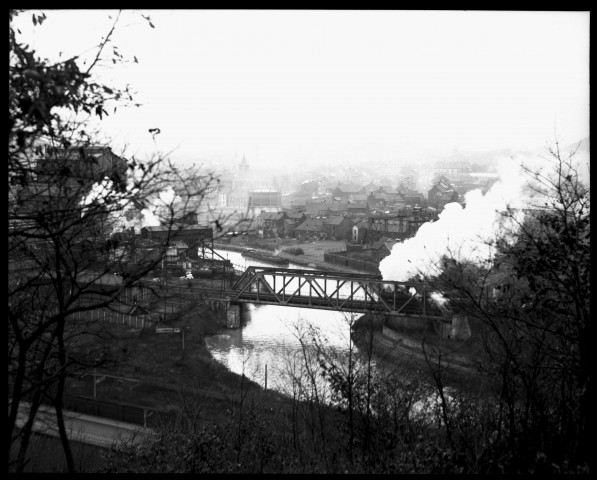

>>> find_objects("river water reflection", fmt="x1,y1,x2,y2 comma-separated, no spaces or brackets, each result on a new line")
204,249,366,399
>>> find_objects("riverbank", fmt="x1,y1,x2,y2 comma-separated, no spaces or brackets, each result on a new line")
64,300,293,426
65,240,481,431
352,314,488,393
64,240,381,420
215,240,481,377
214,239,366,274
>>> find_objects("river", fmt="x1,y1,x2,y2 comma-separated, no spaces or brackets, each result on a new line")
204,249,369,400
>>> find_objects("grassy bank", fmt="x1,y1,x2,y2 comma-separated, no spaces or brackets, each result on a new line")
65,299,292,418
19,285,495,472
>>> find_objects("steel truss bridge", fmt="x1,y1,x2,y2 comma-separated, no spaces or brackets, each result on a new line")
228,266,446,319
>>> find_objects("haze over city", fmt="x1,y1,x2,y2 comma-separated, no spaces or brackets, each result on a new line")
12,9,589,170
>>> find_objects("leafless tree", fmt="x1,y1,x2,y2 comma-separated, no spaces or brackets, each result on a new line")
424,139,590,472
8,10,240,472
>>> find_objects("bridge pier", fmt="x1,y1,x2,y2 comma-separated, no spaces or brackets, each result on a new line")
204,296,242,329
226,301,242,329
438,314,471,340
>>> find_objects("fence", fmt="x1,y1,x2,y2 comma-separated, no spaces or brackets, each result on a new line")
62,394,177,428
68,309,158,330
38,283,209,330
80,286,152,305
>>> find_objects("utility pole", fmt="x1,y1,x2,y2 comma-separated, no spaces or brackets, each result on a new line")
162,256,168,321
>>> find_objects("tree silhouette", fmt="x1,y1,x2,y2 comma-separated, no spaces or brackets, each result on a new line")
8,10,230,472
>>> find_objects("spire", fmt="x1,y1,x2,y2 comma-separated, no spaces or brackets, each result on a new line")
239,155,249,174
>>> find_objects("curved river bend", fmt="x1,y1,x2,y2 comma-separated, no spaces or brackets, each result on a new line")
204,249,369,400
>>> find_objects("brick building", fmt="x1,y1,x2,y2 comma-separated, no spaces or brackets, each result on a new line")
323,216,354,240
294,218,325,240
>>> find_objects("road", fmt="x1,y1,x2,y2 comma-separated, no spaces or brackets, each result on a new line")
15,401,153,448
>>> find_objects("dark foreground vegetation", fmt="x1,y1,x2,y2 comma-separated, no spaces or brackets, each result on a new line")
16,294,590,473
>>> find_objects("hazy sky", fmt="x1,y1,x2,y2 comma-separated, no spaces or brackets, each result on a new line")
13,9,590,168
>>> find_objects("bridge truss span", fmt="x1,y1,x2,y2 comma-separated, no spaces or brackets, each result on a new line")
230,266,446,319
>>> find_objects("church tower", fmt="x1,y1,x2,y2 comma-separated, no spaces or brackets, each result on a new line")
239,155,249,175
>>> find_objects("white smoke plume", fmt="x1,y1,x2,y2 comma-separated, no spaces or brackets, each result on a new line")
429,291,449,309
82,174,184,235
379,155,533,283
129,186,183,231
80,177,117,216
110,205,158,232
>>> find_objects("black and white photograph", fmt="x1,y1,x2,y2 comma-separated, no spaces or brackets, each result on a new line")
9,9,589,473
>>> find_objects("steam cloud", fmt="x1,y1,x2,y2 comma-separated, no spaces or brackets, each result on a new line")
379,155,535,283
125,186,184,231
82,176,184,235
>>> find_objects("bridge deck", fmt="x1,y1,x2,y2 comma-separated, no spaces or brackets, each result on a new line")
227,266,447,319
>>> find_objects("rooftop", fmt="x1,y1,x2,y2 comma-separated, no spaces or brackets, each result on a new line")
257,212,285,221
324,215,347,225
334,183,363,194
295,218,324,231
142,224,212,232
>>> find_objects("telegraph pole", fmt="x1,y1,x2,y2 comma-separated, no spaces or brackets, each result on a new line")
162,257,167,322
